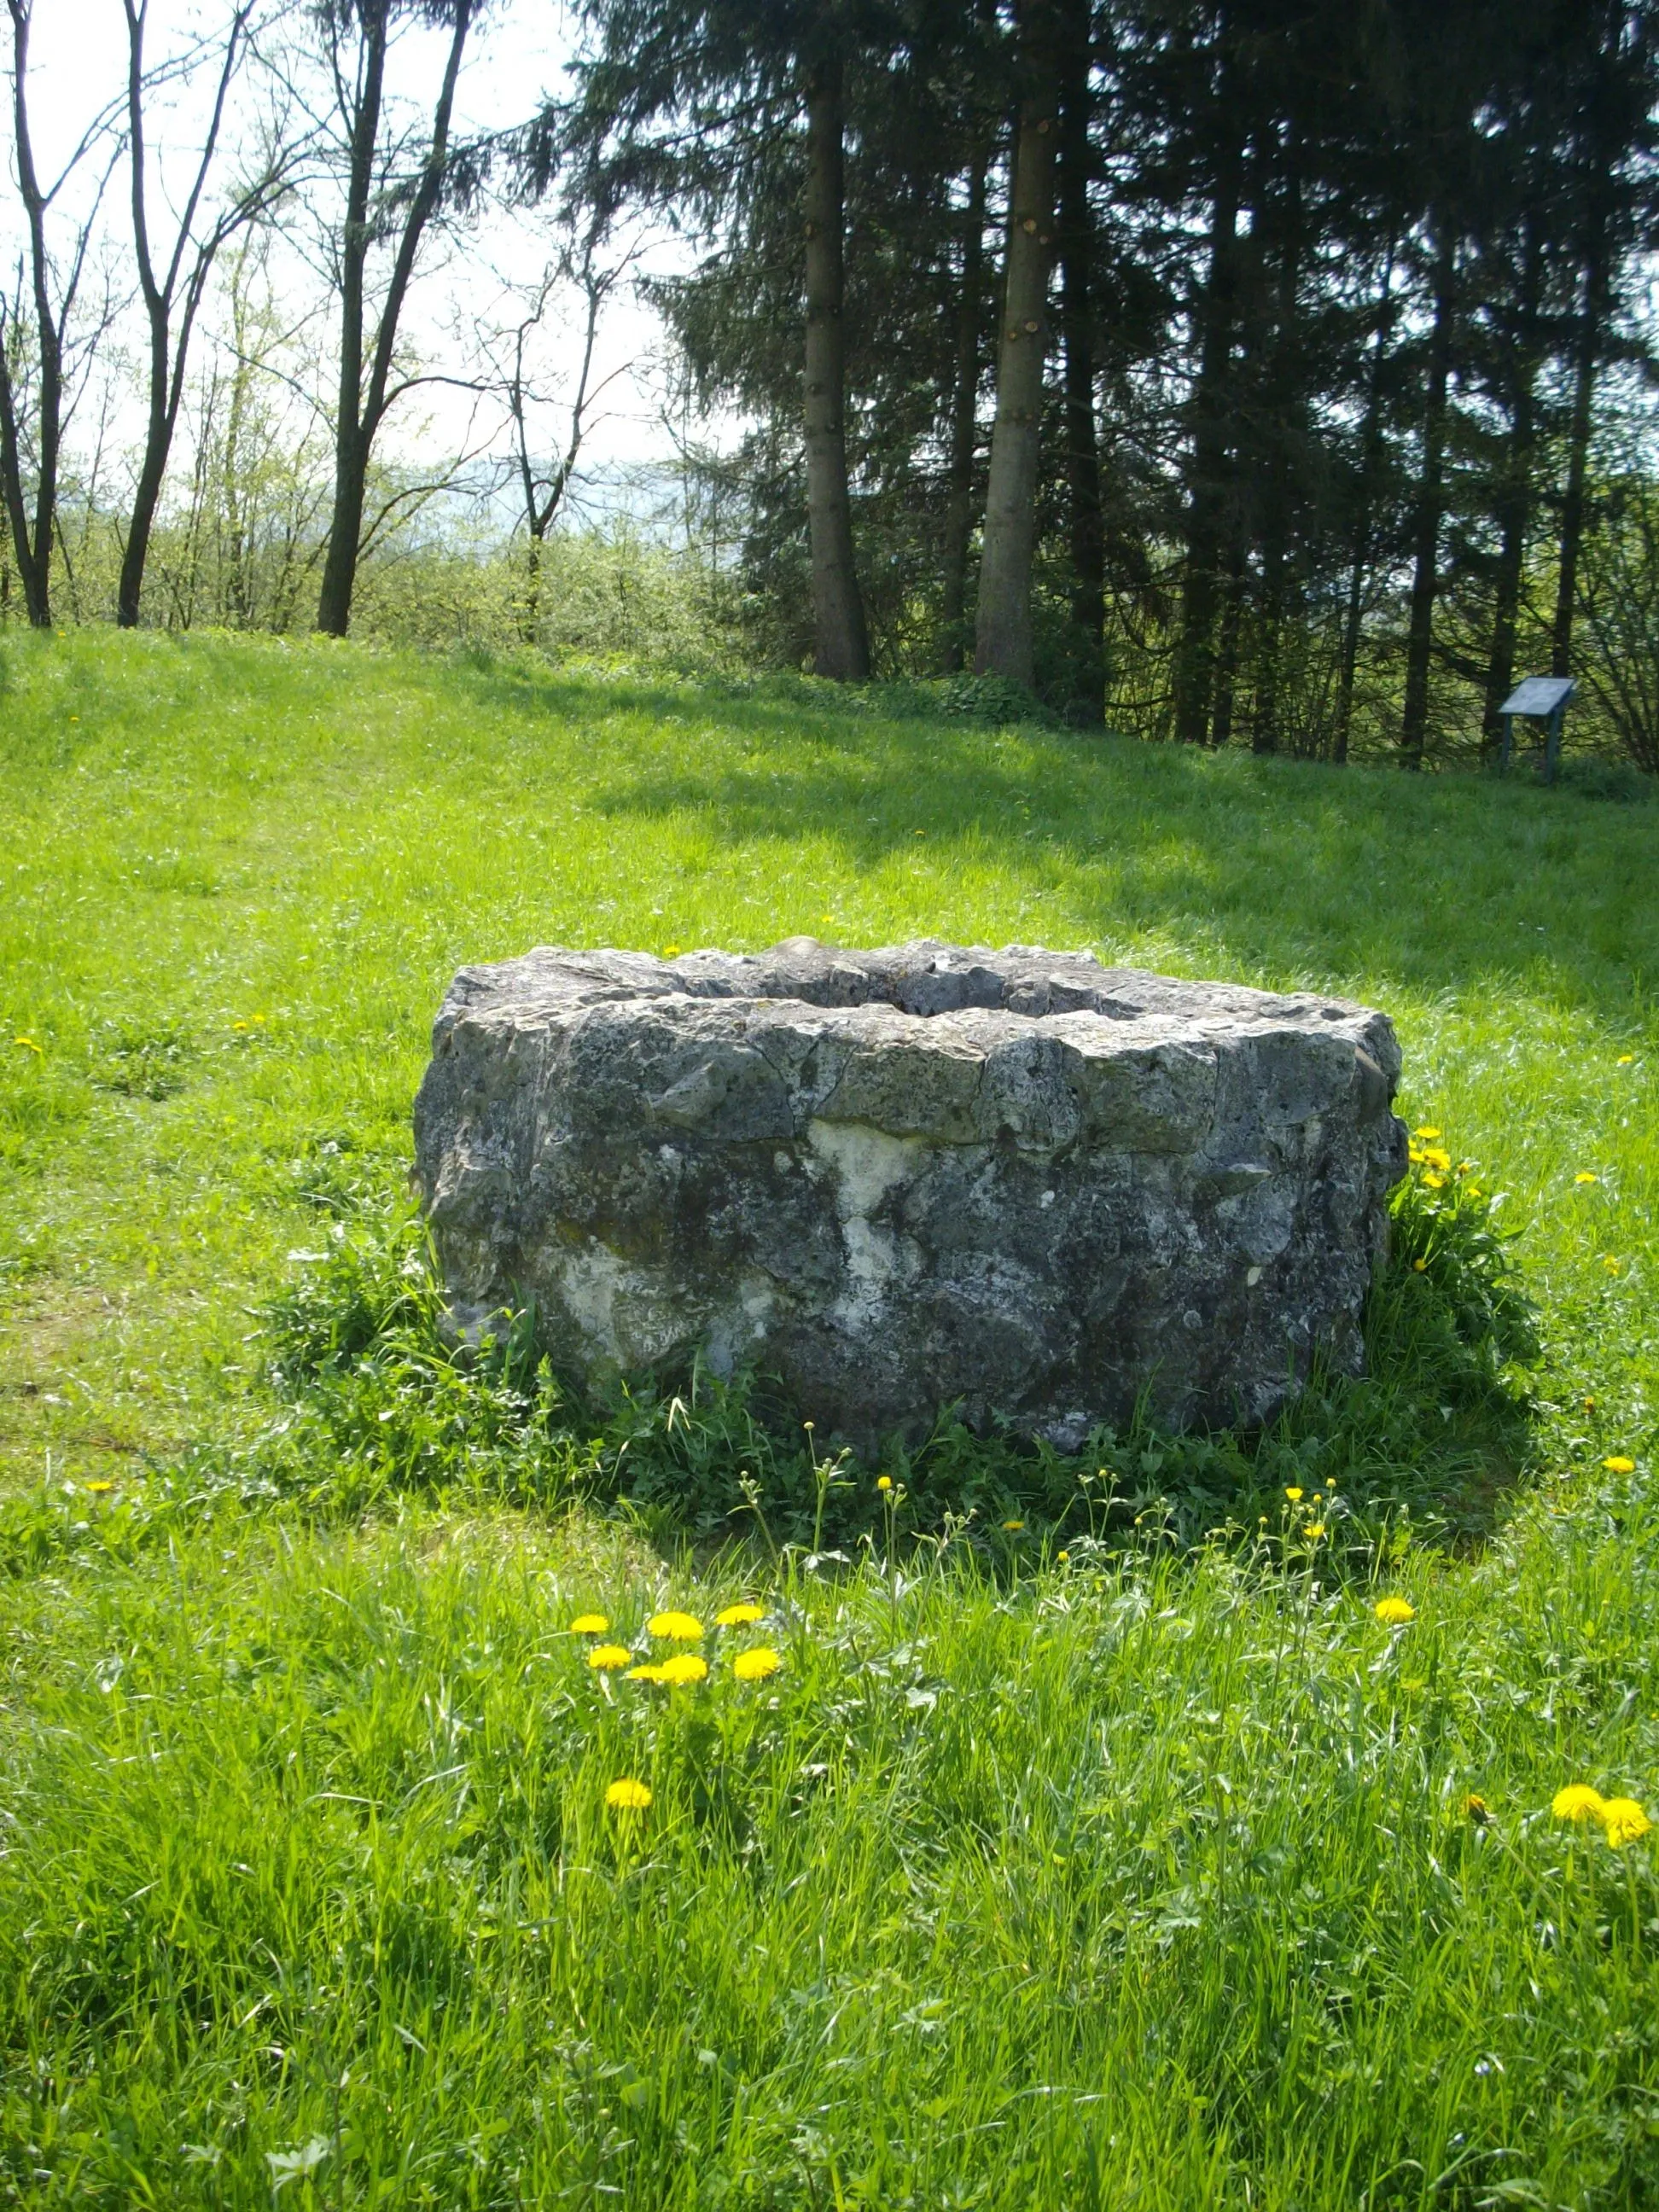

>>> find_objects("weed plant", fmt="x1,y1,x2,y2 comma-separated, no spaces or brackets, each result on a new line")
1,631,1656,2207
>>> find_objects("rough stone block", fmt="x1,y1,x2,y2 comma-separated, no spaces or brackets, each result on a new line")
413,939,1407,1451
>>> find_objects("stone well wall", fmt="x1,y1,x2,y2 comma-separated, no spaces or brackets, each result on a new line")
413,938,1407,1451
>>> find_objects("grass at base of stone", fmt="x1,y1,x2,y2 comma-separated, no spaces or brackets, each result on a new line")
0,1142,1537,1585
253,1140,1545,1557
2,628,1658,2207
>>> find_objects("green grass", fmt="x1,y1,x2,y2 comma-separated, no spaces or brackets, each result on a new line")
1,627,1657,2207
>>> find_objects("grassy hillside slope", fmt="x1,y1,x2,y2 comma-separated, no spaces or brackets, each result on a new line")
1,631,1656,2208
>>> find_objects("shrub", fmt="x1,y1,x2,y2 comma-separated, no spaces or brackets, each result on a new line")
1552,755,1653,804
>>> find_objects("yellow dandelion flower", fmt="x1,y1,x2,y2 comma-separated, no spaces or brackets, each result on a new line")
1575,1171,1598,1185
1057,1550,1070,1563
586,1644,632,1671
877,1475,893,1492
626,1662,667,1683
1604,1456,1636,1474
1374,1596,1416,1626
716,1603,764,1627
1617,1053,1635,1065
1284,1487,1304,1503
1552,1784,1606,1824
569,1613,609,1635
1583,1395,1597,1412
1002,1519,1025,1532
1463,1794,1491,1826
1599,1797,1653,1848
647,1610,704,1640
13,1034,42,1054
605,1778,652,1811
1304,1522,1326,1540
732,1646,781,1682
659,1651,708,1687
1420,1147,1451,1173
662,944,682,958
1423,1171,1446,1190
1412,1126,1442,1141
86,1480,115,1495
1604,1256,1621,1273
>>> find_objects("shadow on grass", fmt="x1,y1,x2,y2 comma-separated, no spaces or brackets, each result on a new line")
429,656,1657,1025
13,632,1650,1023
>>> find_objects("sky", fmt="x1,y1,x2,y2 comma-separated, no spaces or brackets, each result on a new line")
8,0,693,521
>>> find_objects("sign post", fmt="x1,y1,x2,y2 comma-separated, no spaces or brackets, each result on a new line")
1498,676,1576,785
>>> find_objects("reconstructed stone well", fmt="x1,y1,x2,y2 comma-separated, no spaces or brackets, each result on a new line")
413,939,1407,1451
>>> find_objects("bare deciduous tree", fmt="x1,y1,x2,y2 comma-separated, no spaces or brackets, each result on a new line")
117,0,303,627
312,0,479,637
475,217,635,638
1,0,122,627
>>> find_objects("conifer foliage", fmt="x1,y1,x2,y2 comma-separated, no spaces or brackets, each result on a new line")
552,0,1659,754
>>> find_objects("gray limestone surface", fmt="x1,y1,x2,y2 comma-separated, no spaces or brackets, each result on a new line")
412,939,1407,1452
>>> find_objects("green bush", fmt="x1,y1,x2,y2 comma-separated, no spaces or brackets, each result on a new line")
1552,754,1654,803
889,671,1058,727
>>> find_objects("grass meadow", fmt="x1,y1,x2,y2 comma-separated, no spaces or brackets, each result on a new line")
1,627,1657,2208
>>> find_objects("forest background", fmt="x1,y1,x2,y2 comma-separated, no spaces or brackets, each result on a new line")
5,0,1659,775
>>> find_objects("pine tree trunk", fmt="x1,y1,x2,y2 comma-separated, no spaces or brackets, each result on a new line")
1334,555,1364,766
1249,154,1302,757
1171,121,1241,743
1334,249,1396,765
1211,539,1245,748
975,0,1061,686
1481,229,1542,753
1057,0,1103,720
938,143,988,673
1251,535,1284,754
1399,232,1455,767
1551,210,1608,679
803,55,870,682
